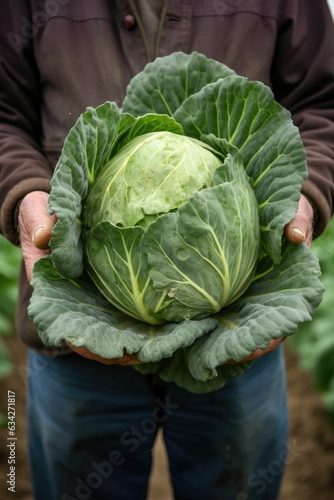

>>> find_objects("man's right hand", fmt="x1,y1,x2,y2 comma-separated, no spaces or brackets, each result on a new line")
18,191,57,282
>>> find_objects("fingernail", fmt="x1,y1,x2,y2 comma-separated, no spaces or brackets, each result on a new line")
32,226,45,245
33,227,45,243
291,227,305,239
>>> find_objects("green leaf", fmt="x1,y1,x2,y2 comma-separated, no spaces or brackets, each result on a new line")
49,102,131,278
135,348,253,394
122,51,236,116
115,113,184,150
49,106,183,278
83,223,170,324
135,241,323,393
186,241,323,380
140,156,260,319
29,241,323,394
174,76,307,263
28,256,217,362
82,131,221,229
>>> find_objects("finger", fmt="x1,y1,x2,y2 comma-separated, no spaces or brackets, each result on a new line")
65,341,142,366
226,337,286,364
284,224,305,244
284,195,314,247
18,192,57,281
19,191,56,249
32,219,56,250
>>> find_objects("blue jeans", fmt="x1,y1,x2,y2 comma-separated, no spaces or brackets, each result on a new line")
27,346,288,500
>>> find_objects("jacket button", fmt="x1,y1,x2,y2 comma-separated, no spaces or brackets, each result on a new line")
123,14,137,30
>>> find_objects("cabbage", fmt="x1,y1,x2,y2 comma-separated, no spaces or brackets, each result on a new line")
28,52,324,393
82,131,260,324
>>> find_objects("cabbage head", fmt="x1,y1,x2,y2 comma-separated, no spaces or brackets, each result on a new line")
28,52,324,393
82,131,260,324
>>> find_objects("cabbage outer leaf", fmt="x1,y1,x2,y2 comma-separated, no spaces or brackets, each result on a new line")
124,52,307,264
28,256,217,362
136,241,324,392
28,241,323,393
49,107,184,277
122,51,236,116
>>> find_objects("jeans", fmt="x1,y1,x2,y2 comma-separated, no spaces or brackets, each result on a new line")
27,345,288,500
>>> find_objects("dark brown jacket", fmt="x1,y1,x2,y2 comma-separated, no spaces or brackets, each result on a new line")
0,0,334,351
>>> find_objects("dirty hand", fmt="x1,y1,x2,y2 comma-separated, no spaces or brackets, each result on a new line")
18,191,57,282
65,342,142,365
284,194,314,247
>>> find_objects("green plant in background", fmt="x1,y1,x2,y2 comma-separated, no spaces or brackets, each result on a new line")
288,217,334,426
0,234,21,379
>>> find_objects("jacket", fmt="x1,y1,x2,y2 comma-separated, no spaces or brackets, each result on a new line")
0,0,334,352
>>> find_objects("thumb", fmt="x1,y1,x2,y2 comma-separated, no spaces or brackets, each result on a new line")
18,191,56,249
284,223,305,245
18,191,57,282
284,195,314,247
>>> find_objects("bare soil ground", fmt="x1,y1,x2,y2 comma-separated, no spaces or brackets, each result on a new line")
1,336,334,499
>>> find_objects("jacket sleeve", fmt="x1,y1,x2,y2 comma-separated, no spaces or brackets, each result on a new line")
0,2,53,245
272,0,334,236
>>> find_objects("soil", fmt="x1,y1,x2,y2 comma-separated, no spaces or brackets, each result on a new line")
1,336,334,500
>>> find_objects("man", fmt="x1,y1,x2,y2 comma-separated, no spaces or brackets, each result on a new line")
1,1,334,499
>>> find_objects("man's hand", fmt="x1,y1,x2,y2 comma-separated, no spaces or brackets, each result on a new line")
226,338,286,364
18,191,57,282
65,342,142,366
284,194,314,247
